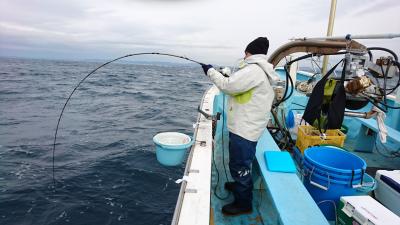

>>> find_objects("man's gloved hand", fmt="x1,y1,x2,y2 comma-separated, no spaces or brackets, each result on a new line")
201,63,213,75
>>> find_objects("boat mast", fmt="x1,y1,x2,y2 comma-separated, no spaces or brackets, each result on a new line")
321,0,338,74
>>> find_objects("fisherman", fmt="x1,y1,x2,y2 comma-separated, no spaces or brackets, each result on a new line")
201,37,278,216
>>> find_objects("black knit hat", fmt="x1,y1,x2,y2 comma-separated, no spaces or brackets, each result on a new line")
245,37,269,55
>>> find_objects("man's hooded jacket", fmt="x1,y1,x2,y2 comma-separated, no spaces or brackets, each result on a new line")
207,54,279,141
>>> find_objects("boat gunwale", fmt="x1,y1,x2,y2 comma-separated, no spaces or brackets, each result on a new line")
171,85,214,225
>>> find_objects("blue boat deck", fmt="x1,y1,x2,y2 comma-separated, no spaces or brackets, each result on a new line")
254,130,329,225
211,93,279,224
211,93,329,225
211,190,278,225
210,122,279,224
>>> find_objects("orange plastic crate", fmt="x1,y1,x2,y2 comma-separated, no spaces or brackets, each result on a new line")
295,125,346,154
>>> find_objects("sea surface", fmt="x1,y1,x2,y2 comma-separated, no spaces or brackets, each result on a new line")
0,57,210,225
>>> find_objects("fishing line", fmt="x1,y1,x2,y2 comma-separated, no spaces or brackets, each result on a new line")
52,52,206,185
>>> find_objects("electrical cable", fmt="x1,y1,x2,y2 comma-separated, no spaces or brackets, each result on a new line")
364,74,400,110
367,47,398,62
273,51,349,108
292,102,306,108
384,60,400,95
367,48,400,99
380,64,388,111
212,142,230,200
317,200,338,225
52,52,206,185
221,94,230,184
273,53,315,107
359,91,388,112
212,93,230,200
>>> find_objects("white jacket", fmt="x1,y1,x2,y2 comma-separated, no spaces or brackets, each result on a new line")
207,54,279,141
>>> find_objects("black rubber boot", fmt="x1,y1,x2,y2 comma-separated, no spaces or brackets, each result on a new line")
224,182,235,192
222,202,252,216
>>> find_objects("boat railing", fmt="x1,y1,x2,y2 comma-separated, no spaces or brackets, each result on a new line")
170,86,213,225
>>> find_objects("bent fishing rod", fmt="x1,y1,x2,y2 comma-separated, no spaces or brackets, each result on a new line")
52,52,206,185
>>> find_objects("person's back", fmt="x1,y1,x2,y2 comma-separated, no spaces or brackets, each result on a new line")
202,37,279,215
218,54,277,142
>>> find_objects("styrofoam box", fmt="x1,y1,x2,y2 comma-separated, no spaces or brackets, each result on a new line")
340,196,400,225
374,170,400,216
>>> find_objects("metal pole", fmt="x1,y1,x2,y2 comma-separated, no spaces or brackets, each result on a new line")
321,0,337,75
302,33,400,41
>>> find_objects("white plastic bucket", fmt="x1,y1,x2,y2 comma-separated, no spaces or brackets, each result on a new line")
153,132,194,166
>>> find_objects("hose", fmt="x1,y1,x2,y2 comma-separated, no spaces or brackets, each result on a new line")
52,52,206,185
274,54,314,107
384,60,400,95
365,60,400,110
367,47,400,98
212,93,231,200
274,51,349,108
367,47,398,62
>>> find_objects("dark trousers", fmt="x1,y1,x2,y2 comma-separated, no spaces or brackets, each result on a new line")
228,132,257,208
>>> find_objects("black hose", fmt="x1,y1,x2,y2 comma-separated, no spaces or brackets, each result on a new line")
212,94,230,200
368,60,400,109
282,65,294,102
367,47,398,62
274,65,290,108
380,64,388,110
273,51,350,108
273,53,315,107
52,52,205,186
385,60,400,94
364,95,389,112
367,50,373,62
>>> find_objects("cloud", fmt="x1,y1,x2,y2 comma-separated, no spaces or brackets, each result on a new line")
349,0,400,16
0,0,399,64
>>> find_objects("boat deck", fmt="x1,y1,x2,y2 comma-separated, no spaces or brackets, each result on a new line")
210,93,328,225
211,190,277,225
210,92,279,225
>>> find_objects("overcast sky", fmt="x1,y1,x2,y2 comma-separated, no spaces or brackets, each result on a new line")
1,0,399,64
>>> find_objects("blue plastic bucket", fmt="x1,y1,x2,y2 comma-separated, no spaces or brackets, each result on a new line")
304,146,366,175
153,132,194,166
303,160,364,184
303,146,368,221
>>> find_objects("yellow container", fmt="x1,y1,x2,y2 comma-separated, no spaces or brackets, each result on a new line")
295,125,346,154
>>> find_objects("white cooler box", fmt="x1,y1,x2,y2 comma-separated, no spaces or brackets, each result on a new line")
374,170,400,216
338,196,400,225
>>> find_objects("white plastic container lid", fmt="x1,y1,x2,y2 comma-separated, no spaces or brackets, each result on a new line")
376,170,400,181
340,195,400,225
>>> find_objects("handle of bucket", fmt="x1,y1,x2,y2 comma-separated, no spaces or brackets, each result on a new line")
363,172,375,189
351,169,365,188
360,169,365,185
353,174,376,192
157,137,195,150
309,167,330,191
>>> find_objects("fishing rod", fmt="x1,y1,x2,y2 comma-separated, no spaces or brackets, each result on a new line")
52,52,206,185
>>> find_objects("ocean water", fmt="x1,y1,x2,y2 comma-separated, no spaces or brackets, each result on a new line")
0,57,210,225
